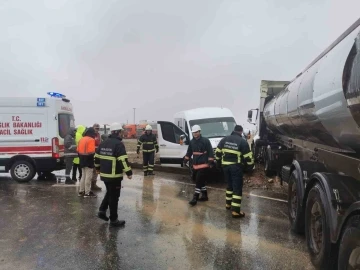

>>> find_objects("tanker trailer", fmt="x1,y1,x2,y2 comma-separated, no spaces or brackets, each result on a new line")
247,18,360,270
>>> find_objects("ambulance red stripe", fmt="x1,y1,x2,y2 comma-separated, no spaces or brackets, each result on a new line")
0,152,52,155
0,145,65,152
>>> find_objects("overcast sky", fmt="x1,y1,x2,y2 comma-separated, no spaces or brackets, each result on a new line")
0,0,359,129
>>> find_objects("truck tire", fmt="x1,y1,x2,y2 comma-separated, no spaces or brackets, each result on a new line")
288,170,305,234
264,149,276,177
251,141,256,160
10,160,36,183
305,184,337,269
338,215,360,270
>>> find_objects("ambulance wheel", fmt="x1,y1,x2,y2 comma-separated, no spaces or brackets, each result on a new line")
10,160,36,182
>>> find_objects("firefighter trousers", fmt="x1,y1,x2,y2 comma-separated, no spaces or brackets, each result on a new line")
223,164,244,214
143,151,155,172
193,168,209,196
99,181,122,222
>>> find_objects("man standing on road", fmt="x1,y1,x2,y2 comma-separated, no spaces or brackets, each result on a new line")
77,127,97,198
184,125,214,206
91,123,102,191
73,125,86,181
95,122,133,227
64,126,77,185
136,125,159,176
215,125,254,218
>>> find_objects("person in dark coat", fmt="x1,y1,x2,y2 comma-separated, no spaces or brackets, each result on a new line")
64,126,77,184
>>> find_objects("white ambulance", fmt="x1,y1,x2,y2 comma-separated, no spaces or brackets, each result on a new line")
0,92,75,182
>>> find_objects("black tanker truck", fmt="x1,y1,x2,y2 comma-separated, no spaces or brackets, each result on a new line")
247,18,360,269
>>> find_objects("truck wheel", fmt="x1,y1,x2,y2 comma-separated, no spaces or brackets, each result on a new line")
338,215,360,270
252,142,259,163
10,160,36,183
288,170,305,234
305,184,337,269
264,153,276,177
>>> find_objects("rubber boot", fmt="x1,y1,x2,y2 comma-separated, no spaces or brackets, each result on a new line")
144,171,148,176
198,191,208,201
189,193,199,206
147,171,155,176
110,219,126,227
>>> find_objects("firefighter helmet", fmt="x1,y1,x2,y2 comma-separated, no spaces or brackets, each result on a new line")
191,125,201,133
110,122,123,132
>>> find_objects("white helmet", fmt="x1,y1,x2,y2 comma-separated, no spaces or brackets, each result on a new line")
191,125,201,133
110,122,123,132
145,124,152,131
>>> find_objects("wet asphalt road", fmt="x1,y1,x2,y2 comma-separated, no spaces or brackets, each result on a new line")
0,170,315,270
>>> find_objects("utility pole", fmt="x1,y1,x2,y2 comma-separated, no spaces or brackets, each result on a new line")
133,108,136,124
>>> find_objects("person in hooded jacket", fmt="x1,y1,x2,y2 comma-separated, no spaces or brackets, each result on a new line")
64,126,78,184
73,125,86,181
78,127,97,197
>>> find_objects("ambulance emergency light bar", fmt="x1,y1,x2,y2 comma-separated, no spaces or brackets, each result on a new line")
47,92,66,98
46,92,70,103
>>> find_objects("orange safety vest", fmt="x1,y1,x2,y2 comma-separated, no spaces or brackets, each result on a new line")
77,136,95,155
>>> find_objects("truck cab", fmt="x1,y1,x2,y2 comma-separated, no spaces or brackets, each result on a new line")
156,107,237,167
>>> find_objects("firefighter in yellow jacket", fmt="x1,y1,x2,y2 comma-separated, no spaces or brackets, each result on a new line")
215,125,254,218
137,125,159,176
94,123,133,227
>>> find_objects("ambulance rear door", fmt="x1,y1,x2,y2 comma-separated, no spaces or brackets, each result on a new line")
55,99,75,157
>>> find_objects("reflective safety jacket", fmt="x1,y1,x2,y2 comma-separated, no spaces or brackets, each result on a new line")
184,136,214,170
215,132,254,168
94,134,132,182
73,125,86,165
137,133,158,153
77,136,96,168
